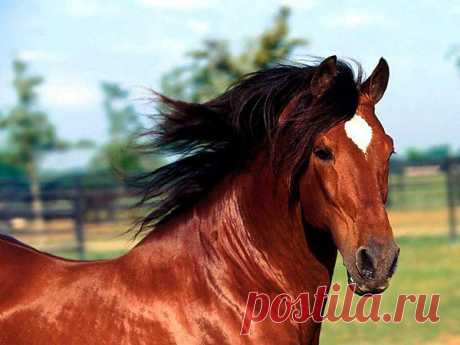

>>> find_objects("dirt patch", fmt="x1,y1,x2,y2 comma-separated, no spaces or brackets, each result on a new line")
426,336,460,345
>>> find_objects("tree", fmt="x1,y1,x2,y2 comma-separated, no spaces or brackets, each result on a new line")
405,145,452,162
91,82,161,173
449,43,460,71
0,59,62,229
161,6,307,102
0,155,25,179
101,82,141,142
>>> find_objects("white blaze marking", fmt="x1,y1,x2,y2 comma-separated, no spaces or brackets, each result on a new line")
344,115,373,153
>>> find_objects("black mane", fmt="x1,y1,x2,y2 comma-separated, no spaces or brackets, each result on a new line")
133,59,362,235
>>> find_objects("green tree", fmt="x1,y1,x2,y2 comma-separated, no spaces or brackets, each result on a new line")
161,7,307,102
405,145,452,162
101,82,141,141
91,82,157,173
0,59,63,229
0,154,25,179
449,44,460,71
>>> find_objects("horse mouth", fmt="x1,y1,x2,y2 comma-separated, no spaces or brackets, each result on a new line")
346,270,387,296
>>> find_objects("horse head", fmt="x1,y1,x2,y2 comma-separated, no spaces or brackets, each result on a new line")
298,57,399,295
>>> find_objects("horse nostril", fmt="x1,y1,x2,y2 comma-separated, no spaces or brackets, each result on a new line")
356,247,375,280
388,247,400,277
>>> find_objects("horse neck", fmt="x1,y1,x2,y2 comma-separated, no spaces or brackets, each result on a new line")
135,153,337,296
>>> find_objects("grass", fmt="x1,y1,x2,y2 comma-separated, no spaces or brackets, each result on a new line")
11,170,460,344
14,199,460,344
54,235,460,345
55,249,126,260
388,173,448,210
321,235,460,345
389,208,460,237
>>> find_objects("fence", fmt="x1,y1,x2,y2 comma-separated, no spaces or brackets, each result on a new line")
388,157,460,240
0,174,133,258
0,158,459,258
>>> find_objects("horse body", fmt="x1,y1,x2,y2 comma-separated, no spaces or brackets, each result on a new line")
0,153,335,344
0,56,399,344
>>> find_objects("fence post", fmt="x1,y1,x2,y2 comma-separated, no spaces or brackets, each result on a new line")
399,170,407,209
73,176,85,259
446,159,458,242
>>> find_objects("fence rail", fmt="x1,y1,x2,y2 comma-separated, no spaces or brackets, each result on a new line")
0,158,459,258
0,175,133,258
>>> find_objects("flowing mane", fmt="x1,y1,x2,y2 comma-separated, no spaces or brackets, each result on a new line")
0,57,399,344
134,59,363,235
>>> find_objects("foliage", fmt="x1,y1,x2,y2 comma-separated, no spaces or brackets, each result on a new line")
0,59,66,226
91,82,163,173
101,82,141,141
0,155,25,179
405,144,452,162
161,6,307,102
448,44,460,71
0,60,59,169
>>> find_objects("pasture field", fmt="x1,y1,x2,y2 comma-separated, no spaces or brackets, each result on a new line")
321,235,460,345
55,234,460,345
22,206,457,253
388,172,448,210
9,171,460,344
9,170,458,251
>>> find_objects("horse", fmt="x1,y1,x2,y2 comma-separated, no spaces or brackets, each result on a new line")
0,56,399,345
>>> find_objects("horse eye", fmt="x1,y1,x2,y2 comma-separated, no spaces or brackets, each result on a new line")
314,148,333,161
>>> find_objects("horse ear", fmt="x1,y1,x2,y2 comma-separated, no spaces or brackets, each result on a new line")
311,55,338,98
361,58,389,104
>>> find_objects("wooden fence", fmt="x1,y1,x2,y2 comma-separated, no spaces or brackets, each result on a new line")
0,175,129,258
389,157,460,241
0,158,459,258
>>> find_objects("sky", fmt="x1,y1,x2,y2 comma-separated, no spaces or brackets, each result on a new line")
1,0,460,169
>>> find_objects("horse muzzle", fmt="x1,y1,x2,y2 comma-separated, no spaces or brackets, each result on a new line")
345,243,400,296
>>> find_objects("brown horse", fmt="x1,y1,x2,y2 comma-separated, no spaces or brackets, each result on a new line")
0,56,399,345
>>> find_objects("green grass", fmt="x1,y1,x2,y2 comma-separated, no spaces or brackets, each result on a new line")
55,249,126,260
321,235,460,345
388,173,448,210
54,235,460,344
